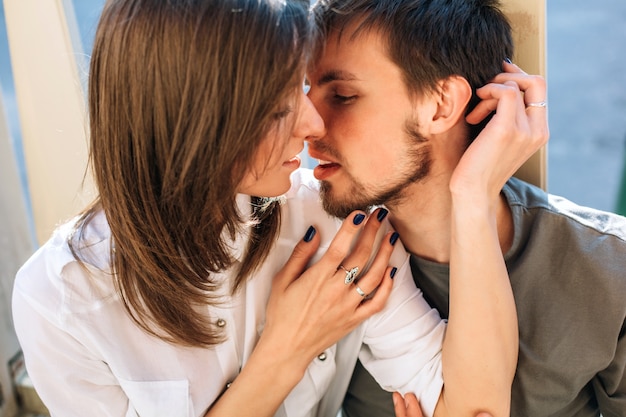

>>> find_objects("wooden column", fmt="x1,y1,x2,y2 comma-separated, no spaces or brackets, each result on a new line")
4,0,94,245
502,0,548,190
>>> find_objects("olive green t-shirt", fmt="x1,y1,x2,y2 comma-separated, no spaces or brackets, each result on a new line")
343,178,626,417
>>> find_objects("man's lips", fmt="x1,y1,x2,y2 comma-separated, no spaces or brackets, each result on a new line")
308,149,342,179
308,149,337,166
312,159,341,180
316,159,336,167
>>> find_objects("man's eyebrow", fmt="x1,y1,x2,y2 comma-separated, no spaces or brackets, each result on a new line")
316,70,359,86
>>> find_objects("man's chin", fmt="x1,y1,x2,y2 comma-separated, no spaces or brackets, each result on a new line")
320,181,371,219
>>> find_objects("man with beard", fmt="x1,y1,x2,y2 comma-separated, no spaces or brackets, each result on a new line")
307,0,626,416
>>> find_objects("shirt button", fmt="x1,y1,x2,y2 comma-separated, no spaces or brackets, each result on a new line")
317,352,327,361
216,318,226,327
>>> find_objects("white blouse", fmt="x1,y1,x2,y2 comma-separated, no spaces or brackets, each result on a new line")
12,169,445,417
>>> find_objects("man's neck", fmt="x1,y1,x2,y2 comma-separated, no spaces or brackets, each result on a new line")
387,182,514,264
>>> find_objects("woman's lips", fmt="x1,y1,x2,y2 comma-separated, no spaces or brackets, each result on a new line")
283,155,301,169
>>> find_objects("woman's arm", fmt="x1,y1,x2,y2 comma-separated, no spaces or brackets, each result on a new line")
436,62,549,417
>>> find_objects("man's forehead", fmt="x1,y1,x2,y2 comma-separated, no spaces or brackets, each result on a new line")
329,22,386,50
309,29,390,81
312,69,359,86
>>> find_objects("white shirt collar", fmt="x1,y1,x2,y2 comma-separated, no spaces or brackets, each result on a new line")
226,194,253,262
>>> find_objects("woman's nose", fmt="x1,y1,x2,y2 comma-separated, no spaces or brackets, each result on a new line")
295,94,326,142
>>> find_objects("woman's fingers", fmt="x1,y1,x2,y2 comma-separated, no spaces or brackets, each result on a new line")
471,79,548,162
467,61,549,158
466,80,524,126
271,225,321,294
321,210,371,268
491,66,548,139
452,61,549,197
393,392,423,417
349,228,398,305
278,207,394,294
329,208,389,280
336,207,391,283
493,61,546,104
333,208,399,320
354,265,395,319
324,207,396,307
467,60,548,126
393,392,494,417
393,392,408,417
264,206,401,363
273,210,368,293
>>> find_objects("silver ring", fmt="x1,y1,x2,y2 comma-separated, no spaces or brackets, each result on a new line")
526,101,547,108
338,265,359,285
355,285,366,297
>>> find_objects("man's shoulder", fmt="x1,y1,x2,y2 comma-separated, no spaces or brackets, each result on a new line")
505,177,626,243
503,181,626,417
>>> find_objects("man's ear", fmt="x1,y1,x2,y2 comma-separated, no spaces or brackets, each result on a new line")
424,76,472,135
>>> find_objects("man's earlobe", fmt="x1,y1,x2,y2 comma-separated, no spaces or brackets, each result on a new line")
429,76,472,134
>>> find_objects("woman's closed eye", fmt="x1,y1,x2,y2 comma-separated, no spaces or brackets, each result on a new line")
272,107,293,120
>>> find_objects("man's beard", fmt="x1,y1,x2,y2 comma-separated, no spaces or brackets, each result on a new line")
320,138,432,219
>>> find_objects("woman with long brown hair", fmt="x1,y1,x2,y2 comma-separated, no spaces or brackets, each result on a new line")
11,1,415,415
12,0,546,416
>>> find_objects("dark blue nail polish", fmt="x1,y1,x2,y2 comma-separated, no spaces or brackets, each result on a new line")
303,226,316,242
377,208,388,222
389,232,399,246
504,57,512,64
390,267,398,279
353,213,366,225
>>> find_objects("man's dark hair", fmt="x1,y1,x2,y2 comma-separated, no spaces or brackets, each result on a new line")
311,0,514,140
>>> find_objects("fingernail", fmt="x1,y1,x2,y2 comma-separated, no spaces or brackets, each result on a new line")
303,226,316,242
389,232,399,246
390,267,398,279
504,57,512,64
353,213,366,225
376,208,388,222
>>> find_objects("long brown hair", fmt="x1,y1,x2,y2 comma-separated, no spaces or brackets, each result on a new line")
71,0,310,347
